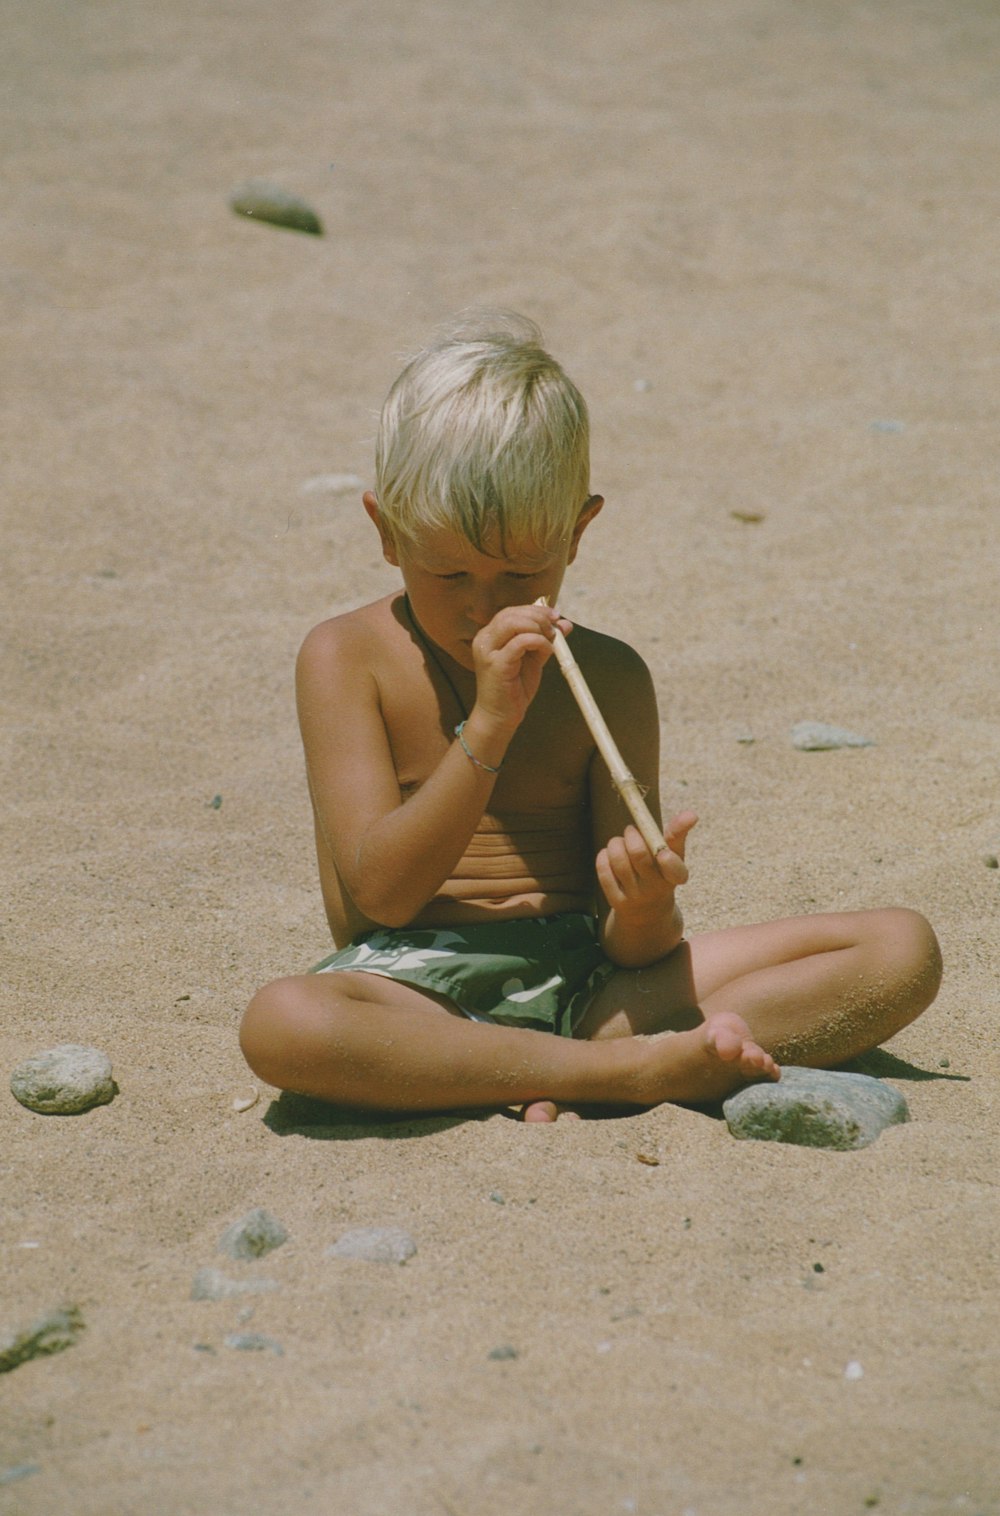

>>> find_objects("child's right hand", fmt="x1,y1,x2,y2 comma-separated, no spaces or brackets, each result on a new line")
469,603,571,735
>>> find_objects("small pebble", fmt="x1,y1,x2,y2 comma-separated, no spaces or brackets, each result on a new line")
791,721,874,751
209,794,223,810
735,732,756,745
633,378,651,393
635,1152,660,1166
218,1208,288,1261
488,1344,519,1361
0,1464,41,1488
938,1058,951,1069
0,1305,84,1374
223,1332,284,1355
229,180,322,235
870,419,905,434
983,853,999,869
326,1226,416,1264
730,509,765,523
299,473,364,496
231,1090,259,1113
489,1191,505,1205
10,1045,115,1115
844,1359,865,1380
190,1268,279,1302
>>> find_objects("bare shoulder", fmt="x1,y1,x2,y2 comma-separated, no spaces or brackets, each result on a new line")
564,621,657,711
296,595,399,696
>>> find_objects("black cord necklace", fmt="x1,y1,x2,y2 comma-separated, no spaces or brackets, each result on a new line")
403,594,470,721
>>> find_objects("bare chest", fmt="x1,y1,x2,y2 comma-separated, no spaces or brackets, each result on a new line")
380,655,594,815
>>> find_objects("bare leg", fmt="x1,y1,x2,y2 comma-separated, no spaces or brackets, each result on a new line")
239,968,783,1115
577,906,941,1057
518,907,941,1122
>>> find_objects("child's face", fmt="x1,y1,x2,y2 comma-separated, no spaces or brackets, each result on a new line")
364,493,602,668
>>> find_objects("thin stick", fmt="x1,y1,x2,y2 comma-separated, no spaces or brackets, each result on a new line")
537,599,666,857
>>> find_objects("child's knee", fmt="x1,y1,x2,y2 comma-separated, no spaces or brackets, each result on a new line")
878,907,943,1005
239,977,304,1083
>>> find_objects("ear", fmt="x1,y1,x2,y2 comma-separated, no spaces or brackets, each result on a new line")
567,495,604,563
363,490,400,567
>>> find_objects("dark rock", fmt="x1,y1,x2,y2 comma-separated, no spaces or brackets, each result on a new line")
0,1305,84,1374
724,1066,908,1150
229,180,322,235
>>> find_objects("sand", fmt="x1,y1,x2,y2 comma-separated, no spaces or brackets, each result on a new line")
3,1,998,1510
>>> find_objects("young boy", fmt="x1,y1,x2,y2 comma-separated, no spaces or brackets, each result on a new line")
241,314,941,1121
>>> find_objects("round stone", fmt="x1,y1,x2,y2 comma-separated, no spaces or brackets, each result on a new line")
217,1209,288,1261
326,1226,417,1264
10,1045,115,1115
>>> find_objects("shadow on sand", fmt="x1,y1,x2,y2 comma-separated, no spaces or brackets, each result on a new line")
262,1048,966,1139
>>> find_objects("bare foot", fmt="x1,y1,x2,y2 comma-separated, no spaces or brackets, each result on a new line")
521,1100,583,1123
639,1011,780,1105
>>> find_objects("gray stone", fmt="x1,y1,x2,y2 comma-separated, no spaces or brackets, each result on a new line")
10,1045,114,1114
326,1226,417,1264
223,1332,284,1355
723,1066,909,1150
299,472,364,496
218,1208,288,1261
0,1305,84,1374
488,1344,519,1361
190,1268,279,1302
0,1464,41,1487
791,721,875,751
229,180,322,235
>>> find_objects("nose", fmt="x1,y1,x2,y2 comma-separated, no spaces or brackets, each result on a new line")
466,580,503,628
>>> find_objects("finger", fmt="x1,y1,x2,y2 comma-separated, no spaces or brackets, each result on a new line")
663,811,698,860
595,847,629,908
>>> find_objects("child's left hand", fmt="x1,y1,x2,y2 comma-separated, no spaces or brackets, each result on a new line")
596,811,697,916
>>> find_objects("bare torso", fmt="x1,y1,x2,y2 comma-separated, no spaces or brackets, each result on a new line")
310,592,607,945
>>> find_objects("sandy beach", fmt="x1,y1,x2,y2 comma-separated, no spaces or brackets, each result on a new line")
3,1,998,1510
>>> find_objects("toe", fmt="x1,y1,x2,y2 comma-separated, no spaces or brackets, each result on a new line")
522,1100,559,1123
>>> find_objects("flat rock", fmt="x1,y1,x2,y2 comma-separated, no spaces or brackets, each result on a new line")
299,472,364,496
229,180,322,235
791,721,874,751
326,1226,416,1264
0,1464,42,1488
0,1305,84,1374
10,1045,115,1114
191,1268,279,1301
223,1332,284,1355
218,1208,288,1261
724,1066,909,1150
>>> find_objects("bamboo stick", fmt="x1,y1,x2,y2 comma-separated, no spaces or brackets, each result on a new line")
537,599,666,857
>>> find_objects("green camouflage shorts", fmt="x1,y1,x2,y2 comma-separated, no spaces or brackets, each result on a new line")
310,912,616,1037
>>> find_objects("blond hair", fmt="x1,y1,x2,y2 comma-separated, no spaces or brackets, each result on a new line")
374,312,590,553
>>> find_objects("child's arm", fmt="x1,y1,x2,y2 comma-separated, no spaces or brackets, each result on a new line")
297,603,565,927
583,637,695,968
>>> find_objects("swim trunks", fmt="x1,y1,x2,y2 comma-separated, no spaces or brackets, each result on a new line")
309,912,616,1037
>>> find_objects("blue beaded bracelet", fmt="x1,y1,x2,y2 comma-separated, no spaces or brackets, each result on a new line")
454,720,502,775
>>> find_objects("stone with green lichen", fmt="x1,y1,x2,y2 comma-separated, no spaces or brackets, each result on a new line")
724,1066,908,1150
